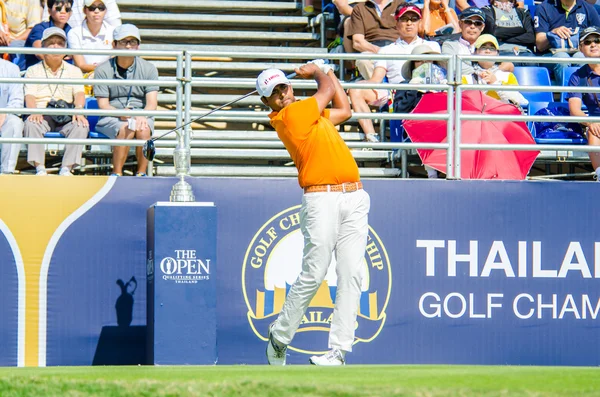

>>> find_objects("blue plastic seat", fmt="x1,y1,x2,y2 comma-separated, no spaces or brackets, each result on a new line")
528,101,587,145
559,66,580,103
85,97,109,139
512,66,554,103
43,131,64,139
522,0,536,20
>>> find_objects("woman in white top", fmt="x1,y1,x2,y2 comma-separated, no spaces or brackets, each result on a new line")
66,0,114,73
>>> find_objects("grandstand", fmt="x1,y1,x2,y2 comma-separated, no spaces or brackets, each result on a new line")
0,0,597,180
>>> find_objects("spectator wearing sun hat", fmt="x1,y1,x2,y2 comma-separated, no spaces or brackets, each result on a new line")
93,24,159,177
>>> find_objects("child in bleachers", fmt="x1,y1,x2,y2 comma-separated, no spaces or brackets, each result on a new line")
462,34,529,107
24,0,73,70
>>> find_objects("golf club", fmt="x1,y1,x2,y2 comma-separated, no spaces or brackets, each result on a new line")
142,72,298,161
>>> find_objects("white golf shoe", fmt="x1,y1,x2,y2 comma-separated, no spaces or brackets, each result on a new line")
309,349,345,366
266,323,287,366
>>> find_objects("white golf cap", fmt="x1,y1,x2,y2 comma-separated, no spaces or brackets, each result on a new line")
41,27,67,42
113,24,141,42
256,69,290,98
84,0,105,6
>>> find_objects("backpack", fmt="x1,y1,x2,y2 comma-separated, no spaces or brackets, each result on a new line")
533,105,584,139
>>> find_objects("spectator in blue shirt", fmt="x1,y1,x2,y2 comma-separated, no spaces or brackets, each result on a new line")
567,26,600,180
534,0,600,83
24,0,73,70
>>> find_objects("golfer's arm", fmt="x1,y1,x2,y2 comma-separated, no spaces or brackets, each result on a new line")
312,70,336,114
327,70,352,126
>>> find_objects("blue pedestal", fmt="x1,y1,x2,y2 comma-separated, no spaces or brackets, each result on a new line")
146,202,217,365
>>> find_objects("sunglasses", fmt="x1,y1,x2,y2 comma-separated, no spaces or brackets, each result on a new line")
583,37,600,46
117,39,139,46
86,4,106,11
462,19,484,27
478,45,497,51
53,5,72,12
399,16,421,23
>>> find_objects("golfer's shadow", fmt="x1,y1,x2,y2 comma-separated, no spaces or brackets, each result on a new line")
92,277,146,365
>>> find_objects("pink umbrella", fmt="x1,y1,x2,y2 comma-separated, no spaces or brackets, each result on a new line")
403,91,539,179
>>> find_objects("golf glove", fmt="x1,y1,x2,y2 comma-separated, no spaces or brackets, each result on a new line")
309,59,335,75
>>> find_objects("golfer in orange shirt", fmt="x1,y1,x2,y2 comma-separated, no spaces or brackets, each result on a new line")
257,62,371,366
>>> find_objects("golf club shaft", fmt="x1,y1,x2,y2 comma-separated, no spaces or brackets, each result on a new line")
151,72,297,143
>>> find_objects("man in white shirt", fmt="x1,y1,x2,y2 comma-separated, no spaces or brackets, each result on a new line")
43,0,121,29
348,4,439,142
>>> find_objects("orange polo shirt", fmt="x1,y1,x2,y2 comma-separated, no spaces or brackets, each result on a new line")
268,97,360,189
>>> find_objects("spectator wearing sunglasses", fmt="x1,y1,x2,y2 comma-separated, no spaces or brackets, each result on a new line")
442,7,514,75
566,26,600,181
24,0,73,70
534,0,600,84
93,24,159,177
42,0,121,29
67,0,114,74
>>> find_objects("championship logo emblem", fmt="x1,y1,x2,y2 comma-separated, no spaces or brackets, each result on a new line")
242,205,391,354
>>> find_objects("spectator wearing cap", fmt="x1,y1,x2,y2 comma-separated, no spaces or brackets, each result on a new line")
534,0,600,84
24,0,73,70
566,26,600,181
1,0,41,48
442,7,514,75
345,0,404,80
481,0,535,55
421,0,460,38
43,0,121,29
462,34,529,106
348,4,439,142
93,24,159,177
24,27,88,176
67,0,114,73
0,57,24,174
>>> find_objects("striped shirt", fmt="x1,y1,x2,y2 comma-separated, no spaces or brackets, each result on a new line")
24,61,84,108
5,0,41,39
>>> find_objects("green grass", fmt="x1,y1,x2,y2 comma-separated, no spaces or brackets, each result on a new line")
1,365,600,397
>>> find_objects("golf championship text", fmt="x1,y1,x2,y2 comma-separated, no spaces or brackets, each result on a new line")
416,240,600,320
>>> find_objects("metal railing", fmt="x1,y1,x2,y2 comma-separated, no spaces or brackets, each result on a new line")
0,47,598,181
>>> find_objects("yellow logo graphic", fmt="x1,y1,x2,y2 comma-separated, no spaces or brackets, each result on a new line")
242,205,391,355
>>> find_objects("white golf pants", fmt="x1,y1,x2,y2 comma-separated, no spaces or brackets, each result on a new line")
272,188,370,352
0,115,23,173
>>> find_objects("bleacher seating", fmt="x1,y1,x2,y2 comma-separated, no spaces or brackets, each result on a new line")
528,101,587,145
559,66,580,103
513,66,554,104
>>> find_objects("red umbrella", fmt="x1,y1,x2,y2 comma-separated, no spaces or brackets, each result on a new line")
403,91,539,180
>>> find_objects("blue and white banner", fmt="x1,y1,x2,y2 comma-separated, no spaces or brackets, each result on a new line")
0,177,598,366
